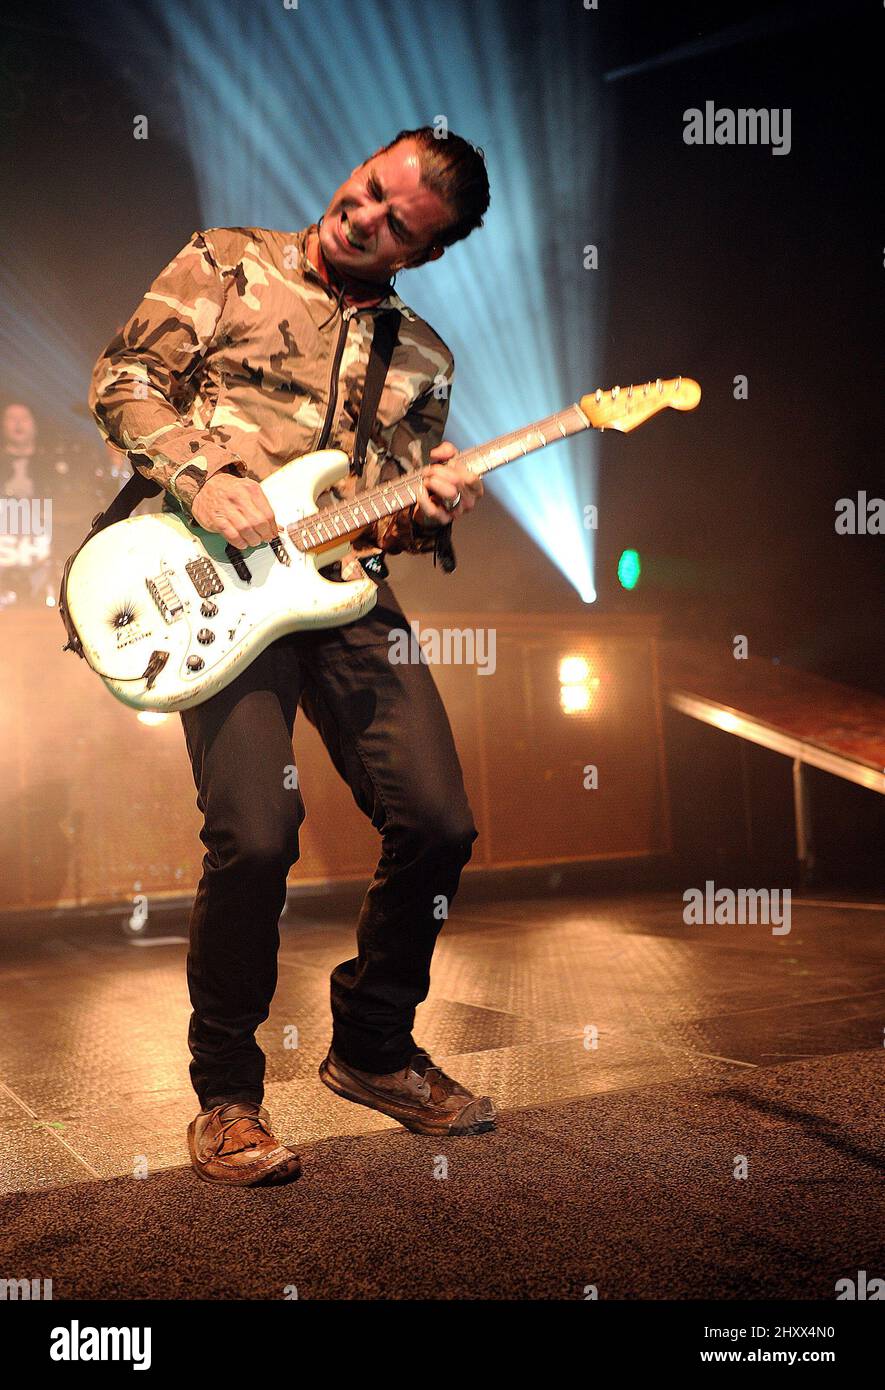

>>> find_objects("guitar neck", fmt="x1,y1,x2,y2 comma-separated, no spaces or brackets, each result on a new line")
287,402,592,556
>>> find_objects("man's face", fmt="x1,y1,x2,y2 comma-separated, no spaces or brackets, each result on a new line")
3,404,35,450
318,138,452,283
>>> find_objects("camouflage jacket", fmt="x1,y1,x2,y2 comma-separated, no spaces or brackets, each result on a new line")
88,224,456,576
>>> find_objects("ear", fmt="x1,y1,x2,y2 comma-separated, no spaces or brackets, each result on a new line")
402,244,445,270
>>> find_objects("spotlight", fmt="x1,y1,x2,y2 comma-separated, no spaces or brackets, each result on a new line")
559,655,589,684
558,653,600,715
560,683,592,715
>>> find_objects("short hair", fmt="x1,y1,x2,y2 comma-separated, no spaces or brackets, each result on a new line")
377,126,490,250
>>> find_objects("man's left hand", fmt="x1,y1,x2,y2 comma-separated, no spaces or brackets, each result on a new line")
413,442,483,527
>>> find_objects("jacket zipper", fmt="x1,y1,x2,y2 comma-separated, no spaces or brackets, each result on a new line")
315,303,357,451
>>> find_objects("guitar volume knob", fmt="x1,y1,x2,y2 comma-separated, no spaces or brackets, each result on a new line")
197,629,215,644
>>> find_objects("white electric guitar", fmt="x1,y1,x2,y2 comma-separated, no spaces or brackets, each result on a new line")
64,377,700,712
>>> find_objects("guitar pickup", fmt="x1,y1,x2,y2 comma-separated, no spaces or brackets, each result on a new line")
185,556,224,597
269,536,290,567
146,573,184,622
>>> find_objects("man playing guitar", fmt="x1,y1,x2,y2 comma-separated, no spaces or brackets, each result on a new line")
89,127,495,1185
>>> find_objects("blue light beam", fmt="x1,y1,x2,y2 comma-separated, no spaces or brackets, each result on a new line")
92,0,605,600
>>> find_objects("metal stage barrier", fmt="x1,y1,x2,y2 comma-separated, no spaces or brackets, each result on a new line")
662,640,885,876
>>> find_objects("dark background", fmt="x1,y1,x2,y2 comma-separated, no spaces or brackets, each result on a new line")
1,0,882,690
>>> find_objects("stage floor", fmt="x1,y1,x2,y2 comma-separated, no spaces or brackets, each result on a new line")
0,889,882,1299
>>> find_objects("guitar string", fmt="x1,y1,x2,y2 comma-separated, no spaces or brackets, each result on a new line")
283,379,689,551
282,403,590,554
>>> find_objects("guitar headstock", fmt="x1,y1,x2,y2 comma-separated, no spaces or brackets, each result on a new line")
579,377,701,432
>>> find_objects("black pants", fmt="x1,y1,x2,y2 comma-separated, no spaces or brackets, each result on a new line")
179,581,477,1110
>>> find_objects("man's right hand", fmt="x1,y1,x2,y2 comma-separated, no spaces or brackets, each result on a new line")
190,472,278,549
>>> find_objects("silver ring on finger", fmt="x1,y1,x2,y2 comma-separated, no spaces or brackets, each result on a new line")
444,490,462,513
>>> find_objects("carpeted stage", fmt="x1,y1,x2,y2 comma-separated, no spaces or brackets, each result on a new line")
0,890,882,1300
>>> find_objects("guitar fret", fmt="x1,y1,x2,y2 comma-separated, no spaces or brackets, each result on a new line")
292,403,597,553
282,389,699,557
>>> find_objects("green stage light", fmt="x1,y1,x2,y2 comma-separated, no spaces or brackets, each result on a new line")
617,548,641,590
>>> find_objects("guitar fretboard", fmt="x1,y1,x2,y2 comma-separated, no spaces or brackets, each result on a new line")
286,402,591,554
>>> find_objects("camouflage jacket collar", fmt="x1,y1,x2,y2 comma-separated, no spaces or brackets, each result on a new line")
291,224,417,323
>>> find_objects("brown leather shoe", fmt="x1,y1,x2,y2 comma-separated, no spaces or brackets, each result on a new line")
187,1102,302,1186
319,1048,496,1136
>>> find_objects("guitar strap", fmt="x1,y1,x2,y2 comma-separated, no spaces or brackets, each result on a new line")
353,307,401,476
58,306,402,657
